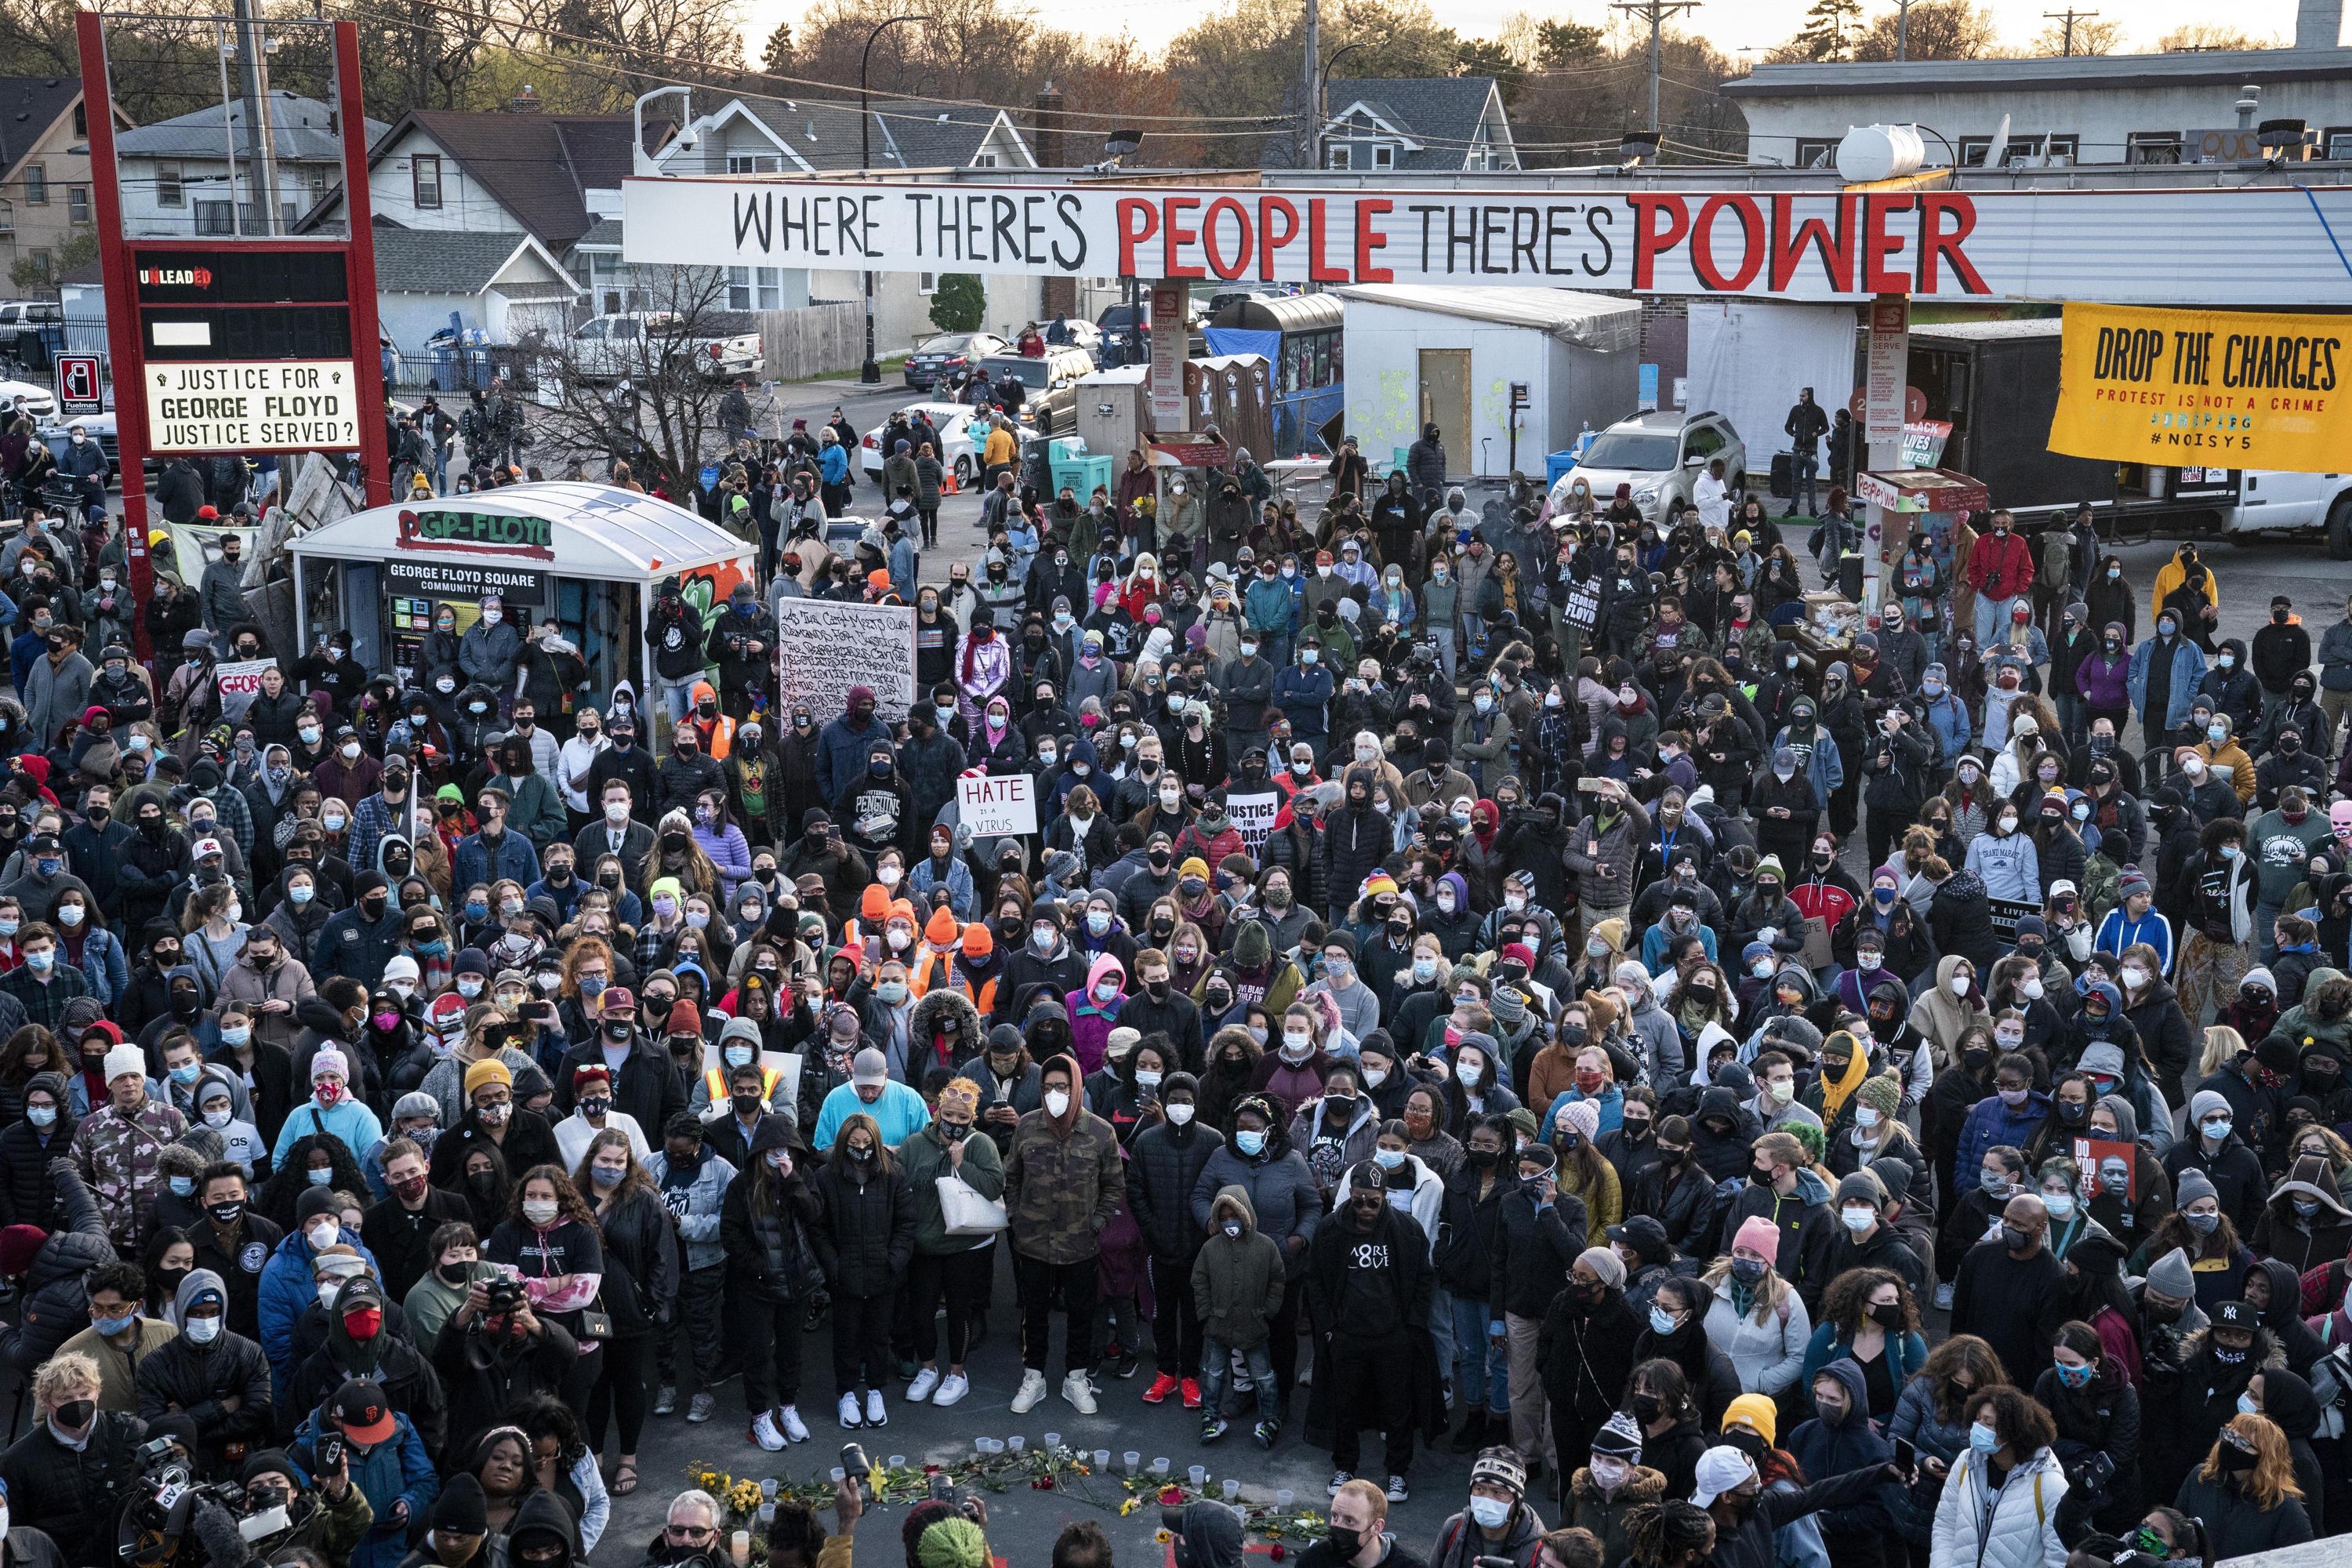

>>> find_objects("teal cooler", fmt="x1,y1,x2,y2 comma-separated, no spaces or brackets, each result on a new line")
1052,452,1112,499
1545,450,1578,490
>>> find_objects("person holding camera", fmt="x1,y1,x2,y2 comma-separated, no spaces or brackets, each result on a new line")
133,1270,272,1478
286,1380,437,1568
428,1273,578,1452
236,1446,373,1568
0,1351,149,1565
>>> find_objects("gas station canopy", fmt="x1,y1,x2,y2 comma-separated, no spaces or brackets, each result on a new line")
288,481,748,582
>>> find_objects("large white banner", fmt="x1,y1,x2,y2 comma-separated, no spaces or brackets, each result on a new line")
623,178,2352,307
775,599,916,722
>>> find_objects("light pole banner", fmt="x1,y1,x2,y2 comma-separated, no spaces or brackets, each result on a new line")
2048,303,2350,470
623,177,2352,306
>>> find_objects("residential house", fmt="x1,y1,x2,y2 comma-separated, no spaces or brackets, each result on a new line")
1262,76,1521,172
298,105,658,358
114,90,386,238
0,78,112,287
1723,1,2352,168
633,93,1054,355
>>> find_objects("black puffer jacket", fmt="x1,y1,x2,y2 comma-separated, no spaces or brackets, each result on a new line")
132,1272,274,1464
590,1185,679,1339
0,1409,148,1565
810,1155,916,1298
1126,1116,1225,1259
0,1160,113,1377
0,1090,75,1229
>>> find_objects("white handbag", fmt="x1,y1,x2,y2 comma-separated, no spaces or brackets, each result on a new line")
936,1172,1008,1236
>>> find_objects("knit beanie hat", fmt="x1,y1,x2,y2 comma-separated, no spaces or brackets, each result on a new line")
1577,1245,1625,1290
1723,1392,1778,1446
1857,1075,1902,1118
1560,1100,1601,1143
1591,1410,1645,1459
2173,1168,2218,1210
2145,1247,2198,1299
463,1058,513,1098
915,1519,989,1568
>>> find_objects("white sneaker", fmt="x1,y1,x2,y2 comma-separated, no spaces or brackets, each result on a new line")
906,1367,941,1403
751,1410,786,1451
934,1371,970,1407
866,1388,887,1427
1011,1369,1049,1413
837,1392,863,1428
780,1405,811,1443
1062,1372,1098,1414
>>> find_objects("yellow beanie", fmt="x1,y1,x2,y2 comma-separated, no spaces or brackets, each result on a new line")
463,1058,513,1098
1723,1393,1777,1446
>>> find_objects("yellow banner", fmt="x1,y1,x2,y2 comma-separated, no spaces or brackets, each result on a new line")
2049,303,2350,473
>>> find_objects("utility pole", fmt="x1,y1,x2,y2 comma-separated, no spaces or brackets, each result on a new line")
858,13,924,385
228,0,278,234
1610,0,1700,137
1895,0,1911,57
2041,5,2099,53
1301,0,1319,169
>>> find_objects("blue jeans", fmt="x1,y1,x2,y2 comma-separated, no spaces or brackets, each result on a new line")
1200,1335,1276,1425
1789,452,1819,516
1447,1294,1508,1416
1973,593,2024,649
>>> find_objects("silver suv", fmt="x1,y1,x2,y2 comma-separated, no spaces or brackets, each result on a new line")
1555,408,1747,523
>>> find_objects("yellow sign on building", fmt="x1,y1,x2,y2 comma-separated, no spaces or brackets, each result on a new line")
2049,303,2348,473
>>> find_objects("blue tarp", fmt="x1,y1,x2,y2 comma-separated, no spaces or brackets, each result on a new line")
1203,328,1279,361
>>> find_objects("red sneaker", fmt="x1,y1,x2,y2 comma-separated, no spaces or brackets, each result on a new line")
1181,1377,1203,1410
1142,1373,1181,1404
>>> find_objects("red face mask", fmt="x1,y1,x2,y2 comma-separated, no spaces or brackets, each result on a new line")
342,1307,383,1341
1573,1070,1605,1094
393,1174,428,1203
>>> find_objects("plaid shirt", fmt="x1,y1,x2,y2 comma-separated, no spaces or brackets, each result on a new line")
0,960,91,1032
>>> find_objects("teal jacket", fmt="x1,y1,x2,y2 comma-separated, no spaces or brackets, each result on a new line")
1798,1321,1928,1412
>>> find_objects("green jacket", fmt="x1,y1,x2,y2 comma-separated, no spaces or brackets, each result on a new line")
489,769,568,851
1189,1185,1285,1349
1003,1079,1122,1265
898,1116,1006,1256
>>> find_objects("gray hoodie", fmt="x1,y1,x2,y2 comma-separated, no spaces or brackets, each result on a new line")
1613,964,1686,1087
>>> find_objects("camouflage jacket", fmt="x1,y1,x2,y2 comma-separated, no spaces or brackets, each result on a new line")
1003,1109,1123,1265
71,1097,187,1251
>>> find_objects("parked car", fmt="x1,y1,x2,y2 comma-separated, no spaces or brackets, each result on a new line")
904,332,1007,390
978,347,1094,437
0,377,56,423
1553,408,1747,524
859,401,993,488
564,311,764,383
37,412,118,487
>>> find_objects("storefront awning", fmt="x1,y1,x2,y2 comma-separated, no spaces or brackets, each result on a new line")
288,481,750,583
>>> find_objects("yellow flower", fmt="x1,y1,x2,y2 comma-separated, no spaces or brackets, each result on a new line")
1153,1530,1172,1544
1119,1500,1139,1517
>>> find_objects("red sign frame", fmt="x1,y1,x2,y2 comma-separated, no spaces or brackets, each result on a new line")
77,13,390,664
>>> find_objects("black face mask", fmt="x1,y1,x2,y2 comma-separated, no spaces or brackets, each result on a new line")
206,1200,243,1226
437,1262,472,1287
1465,1147,1498,1168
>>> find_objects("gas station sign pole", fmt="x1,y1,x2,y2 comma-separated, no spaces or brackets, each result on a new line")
77,11,390,667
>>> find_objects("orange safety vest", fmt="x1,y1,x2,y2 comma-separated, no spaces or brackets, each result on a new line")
703,1062,784,1108
909,948,973,1002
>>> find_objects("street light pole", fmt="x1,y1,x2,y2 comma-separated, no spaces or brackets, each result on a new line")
1316,38,1374,172
860,13,925,386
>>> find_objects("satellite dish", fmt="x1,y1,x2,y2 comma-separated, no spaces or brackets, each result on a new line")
1983,113,2011,169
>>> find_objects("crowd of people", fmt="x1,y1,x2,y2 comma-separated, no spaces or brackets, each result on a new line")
0,422,2348,1568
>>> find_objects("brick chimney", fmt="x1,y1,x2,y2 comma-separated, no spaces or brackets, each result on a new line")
1033,83,1073,316
511,83,542,113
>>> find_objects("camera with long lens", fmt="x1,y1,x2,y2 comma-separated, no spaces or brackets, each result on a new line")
118,1437,274,1566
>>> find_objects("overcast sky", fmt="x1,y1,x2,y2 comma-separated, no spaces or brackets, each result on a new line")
797,0,2311,64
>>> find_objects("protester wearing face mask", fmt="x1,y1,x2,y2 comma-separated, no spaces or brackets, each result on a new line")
5,1351,150,1562
273,1047,384,1169
1000,1053,1120,1417
1925,1385,2068,1568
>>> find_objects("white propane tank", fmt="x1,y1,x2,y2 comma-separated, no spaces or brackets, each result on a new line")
1835,124,1928,183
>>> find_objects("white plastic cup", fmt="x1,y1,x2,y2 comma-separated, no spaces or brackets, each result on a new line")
1276,1490,1294,1508
829,1467,847,1483
1008,1436,1025,1454
1189,1465,1207,1487
759,1504,777,1526
1153,1457,1171,1476
1123,1451,1142,1475
1221,1479,1240,1501
1043,1432,1062,1451
888,1455,906,1470
1095,1450,1112,1470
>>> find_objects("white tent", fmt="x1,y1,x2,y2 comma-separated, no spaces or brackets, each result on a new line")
289,482,746,580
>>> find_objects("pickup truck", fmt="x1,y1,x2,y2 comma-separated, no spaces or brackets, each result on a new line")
564,311,764,384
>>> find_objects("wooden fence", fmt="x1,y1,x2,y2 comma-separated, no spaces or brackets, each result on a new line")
759,302,865,381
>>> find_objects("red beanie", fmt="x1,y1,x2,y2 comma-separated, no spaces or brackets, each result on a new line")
0,1223,46,1278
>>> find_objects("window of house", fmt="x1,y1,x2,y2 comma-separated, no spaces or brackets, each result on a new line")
725,266,784,310
919,272,938,295
1958,137,1991,166
72,104,85,136
728,153,784,173
2128,132,2183,165
412,154,442,209
24,165,45,205
67,187,88,224
157,162,183,207
194,199,233,235
0,201,15,235
1372,143,1395,170
2325,127,2352,159
1794,137,1839,169
25,250,48,279
973,152,999,168
1327,145,1352,170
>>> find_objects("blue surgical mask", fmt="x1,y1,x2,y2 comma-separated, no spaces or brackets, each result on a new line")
169,1063,201,1085
1648,1305,1680,1335
169,1175,195,1197
1969,1421,2001,1455
2238,1392,2260,1416
27,1105,55,1127
307,1167,334,1186
1236,1130,1266,1157
93,1313,136,1337
1374,1149,1404,1170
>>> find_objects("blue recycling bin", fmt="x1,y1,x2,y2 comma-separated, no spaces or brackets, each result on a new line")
1545,449,1579,491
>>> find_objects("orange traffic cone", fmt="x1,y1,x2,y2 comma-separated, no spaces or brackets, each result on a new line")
942,466,960,495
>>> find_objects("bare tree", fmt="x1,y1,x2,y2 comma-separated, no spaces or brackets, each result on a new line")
2153,21,2275,49
520,266,745,496
1850,0,2002,60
